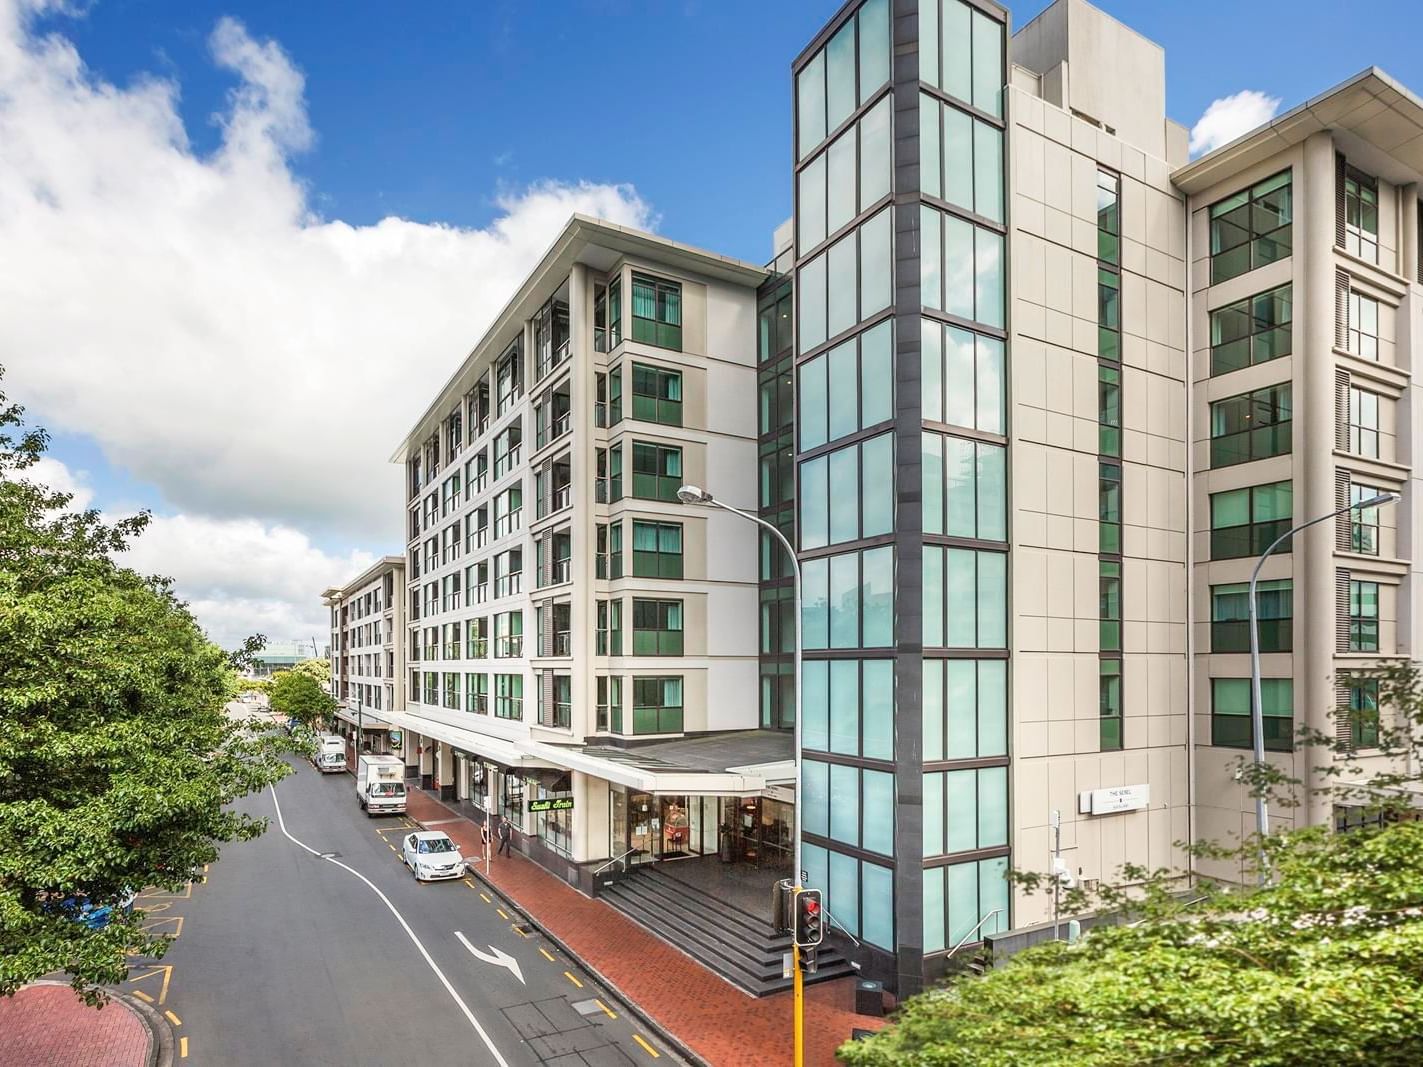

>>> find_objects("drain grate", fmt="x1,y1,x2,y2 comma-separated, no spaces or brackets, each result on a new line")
514,922,534,936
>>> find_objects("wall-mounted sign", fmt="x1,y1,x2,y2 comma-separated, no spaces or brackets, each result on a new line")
389,730,403,751
1079,783,1150,816
528,798,574,813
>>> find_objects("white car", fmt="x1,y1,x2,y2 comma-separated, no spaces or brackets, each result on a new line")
401,831,465,881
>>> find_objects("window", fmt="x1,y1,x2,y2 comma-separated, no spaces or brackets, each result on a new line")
632,521,682,579
1210,384,1292,467
596,675,622,732
495,344,522,415
923,658,1006,761
493,421,522,480
467,617,488,659
798,320,893,450
922,434,1005,540
919,93,1003,223
920,205,1004,329
1098,267,1120,360
1100,561,1121,651
597,521,624,580
1211,678,1292,751
802,546,894,650
632,599,683,656
797,209,893,352
795,0,890,160
1098,366,1121,456
802,759,894,856
918,0,1003,118
798,96,893,252
1348,580,1379,652
631,274,682,350
1210,284,1292,376
1096,168,1120,264
799,433,894,549
1099,462,1121,554
494,611,523,658
596,599,623,656
1348,386,1380,458
1348,291,1379,360
493,485,521,540
759,289,794,363
1099,660,1122,750
1210,481,1292,560
803,843,896,950
923,767,1007,857
921,321,1004,434
494,674,522,720
631,442,682,502
443,671,459,710
608,443,622,502
1211,580,1291,653
1344,167,1379,263
630,363,683,425
493,549,522,599
608,365,623,425
631,676,683,734
1343,676,1380,748
801,658,893,760
922,546,1006,649
1350,483,1383,555
1209,171,1292,284
923,856,1008,953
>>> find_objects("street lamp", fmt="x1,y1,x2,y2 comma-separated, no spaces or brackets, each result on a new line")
677,485,803,882
1247,490,1398,877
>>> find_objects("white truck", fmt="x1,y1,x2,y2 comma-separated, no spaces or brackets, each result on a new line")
313,733,347,774
356,754,407,816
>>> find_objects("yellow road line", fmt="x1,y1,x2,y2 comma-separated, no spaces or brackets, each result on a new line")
165,1010,182,1026
594,998,617,1019
538,947,556,962
132,990,154,1004
463,878,476,889
179,1036,189,1059
496,908,509,920
512,925,529,938
564,971,583,989
140,916,183,939
632,1034,660,1058
479,892,492,903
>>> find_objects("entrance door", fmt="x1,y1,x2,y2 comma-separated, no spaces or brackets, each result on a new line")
625,791,656,865
660,797,692,857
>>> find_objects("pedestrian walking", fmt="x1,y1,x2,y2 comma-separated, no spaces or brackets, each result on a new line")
497,816,513,857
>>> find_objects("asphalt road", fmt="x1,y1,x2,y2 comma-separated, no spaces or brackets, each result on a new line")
118,757,679,1066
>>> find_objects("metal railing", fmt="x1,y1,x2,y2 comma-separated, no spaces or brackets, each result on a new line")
945,908,1004,961
594,848,640,876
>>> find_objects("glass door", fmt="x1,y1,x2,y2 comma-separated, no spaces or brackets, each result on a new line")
626,791,657,865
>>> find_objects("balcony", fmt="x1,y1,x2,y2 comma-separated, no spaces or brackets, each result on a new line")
554,631,572,656
552,558,571,584
495,573,522,599
496,635,524,658
466,693,488,714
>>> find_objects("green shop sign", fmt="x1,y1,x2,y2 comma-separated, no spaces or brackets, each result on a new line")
528,798,574,813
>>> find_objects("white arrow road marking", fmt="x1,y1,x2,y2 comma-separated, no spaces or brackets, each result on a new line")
456,931,526,985
269,786,510,1067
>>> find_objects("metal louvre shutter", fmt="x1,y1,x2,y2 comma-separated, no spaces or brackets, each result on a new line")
1335,677,1354,745
1335,369,1352,451
539,528,554,588
1334,269,1350,350
538,667,556,727
1336,470,1353,551
1336,568,1351,653
1335,152,1347,248
538,598,554,657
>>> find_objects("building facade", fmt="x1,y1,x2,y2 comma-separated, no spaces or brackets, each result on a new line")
321,0,1423,999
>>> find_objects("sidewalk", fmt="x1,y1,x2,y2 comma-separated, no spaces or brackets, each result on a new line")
0,982,169,1067
405,789,887,1067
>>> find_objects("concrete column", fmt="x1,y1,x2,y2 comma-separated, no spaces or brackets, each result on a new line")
572,772,611,864
1300,131,1340,828
569,260,594,745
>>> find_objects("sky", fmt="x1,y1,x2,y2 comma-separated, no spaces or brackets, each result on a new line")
2,0,1421,651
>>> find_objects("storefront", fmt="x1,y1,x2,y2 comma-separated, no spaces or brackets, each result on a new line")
608,788,792,872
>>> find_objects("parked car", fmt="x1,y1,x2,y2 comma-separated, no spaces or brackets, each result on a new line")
312,733,346,773
43,889,137,930
400,831,465,881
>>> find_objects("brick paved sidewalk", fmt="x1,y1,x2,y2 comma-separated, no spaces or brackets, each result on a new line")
0,982,156,1067
406,789,887,1067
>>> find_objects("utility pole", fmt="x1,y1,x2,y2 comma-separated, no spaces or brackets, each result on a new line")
1051,809,1062,942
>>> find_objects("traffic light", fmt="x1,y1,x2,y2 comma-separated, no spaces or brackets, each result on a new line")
793,887,823,948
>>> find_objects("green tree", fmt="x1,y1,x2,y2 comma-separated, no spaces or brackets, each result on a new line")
287,657,330,687
840,665,1423,1067
269,670,336,729
0,379,296,1001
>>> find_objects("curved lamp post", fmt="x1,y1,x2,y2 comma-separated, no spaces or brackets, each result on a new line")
677,485,803,884
1248,490,1398,881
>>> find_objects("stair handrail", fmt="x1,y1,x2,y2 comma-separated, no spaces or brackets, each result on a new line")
824,907,861,948
945,908,1003,961
593,847,640,876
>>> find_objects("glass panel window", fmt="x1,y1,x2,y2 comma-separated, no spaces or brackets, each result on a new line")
922,433,1005,540
1099,660,1122,750
1097,168,1120,264
920,0,1003,118
798,321,894,452
631,676,684,734
1350,483,1383,555
1099,462,1121,554
1211,285,1293,375
795,0,890,162
630,442,682,502
923,856,1008,954
802,546,894,650
1210,384,1292,467
1348,580,1380,652
631,521,682,579
1344,167,1379,263
1208,171,1293,284
921,321,1005,434
1210,481,1292,560
802,658,893,760
1211,579,1292,653
630,363,683,425
1348,291,1380,360
798,433,895,549
924,767,1007,857
1098,365,1121,456
632,598,684,656
1343,676,1380,748
921,205,1004,329
923,658,1007,761
1100,560,1121,652
1348,386,1380,458
920,94,1003,223
494,673,523,720
1211,677,1293,751
630,274,682,351
923,546,1006,649
1098,267,1120,360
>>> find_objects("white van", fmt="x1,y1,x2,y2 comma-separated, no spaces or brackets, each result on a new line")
313,733,347,774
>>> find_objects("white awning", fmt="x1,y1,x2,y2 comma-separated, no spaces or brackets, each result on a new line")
380,709,551,770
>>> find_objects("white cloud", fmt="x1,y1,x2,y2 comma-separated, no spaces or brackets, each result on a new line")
1189,90,1282,157
27,455,94,509
0,5,652,543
